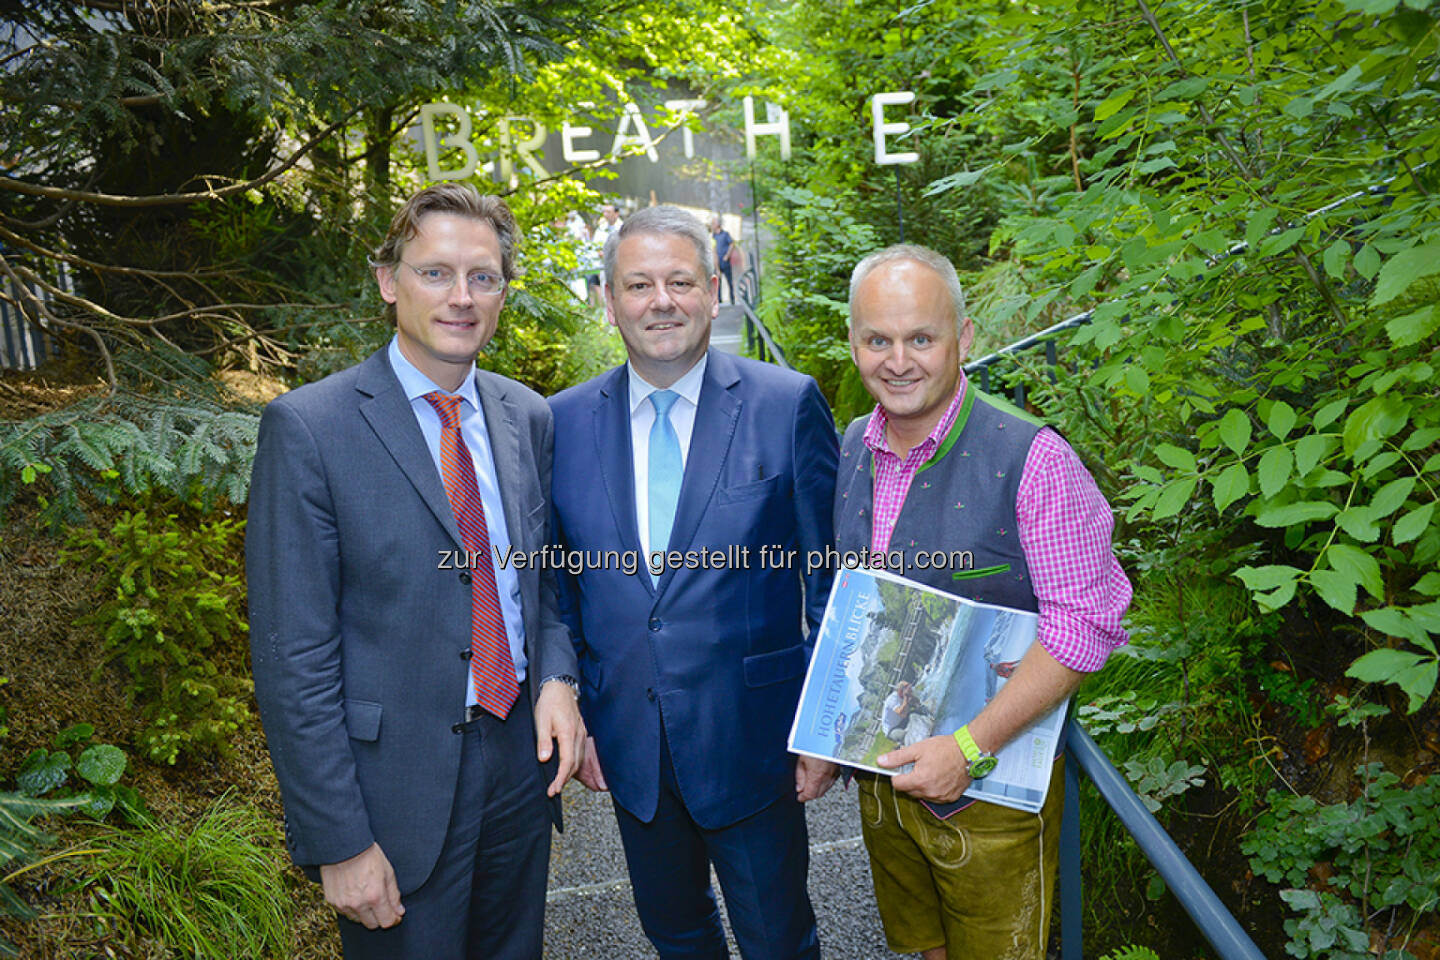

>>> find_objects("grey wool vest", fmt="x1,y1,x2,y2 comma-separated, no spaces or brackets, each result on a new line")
834,388,1043,611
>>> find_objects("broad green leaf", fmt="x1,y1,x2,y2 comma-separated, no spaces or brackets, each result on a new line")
1236,564,1303,591
1071,263,1103,299
1403,427,1440,451
1371,242,1440,306
1322,239,1350,279
1306,469,1352,489
1354,243,1381,279
1327,544,1384,600
1360,607,1431,644
1156,76,1207,101
1337,505,1382,542
1385,305,1439,347
1311,569,1358,614
1317,64,1364,99
1282,97,1314,119
1094,89,1135,122
76,744,128,787
1408,602,1440,636
1267,401,1298,441
1152,476,1198,520
1256,579,1299,612
1342,395,1408,457
923,167,990,196
1372,477,1416,519
1246,208,1279,249
1347,644,1428,676
1295,434,1332,476
1414,572,1440,595
1346,648,1436,715
1259,227,1305,257
17,749,71,797
1313,399,1347,430
1258,445,1294,499
1133,464,1164,484
1394,658,1439,713
1212,462,1250,512
1394,503,1435,545
1361,450,1403,480
79,788,116,821
1154,443,1196,472
1125,366,1151,395
1218,408,1252,456
1255,500,1338,527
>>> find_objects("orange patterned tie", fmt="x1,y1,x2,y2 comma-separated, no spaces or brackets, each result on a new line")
424,392,519,719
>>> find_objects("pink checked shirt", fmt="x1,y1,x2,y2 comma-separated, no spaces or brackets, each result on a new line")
863,373,1131,672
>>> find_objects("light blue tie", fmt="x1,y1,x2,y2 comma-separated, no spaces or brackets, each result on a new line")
648,389,682,581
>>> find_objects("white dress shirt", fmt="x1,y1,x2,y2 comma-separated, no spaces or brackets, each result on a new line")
388,337,528,692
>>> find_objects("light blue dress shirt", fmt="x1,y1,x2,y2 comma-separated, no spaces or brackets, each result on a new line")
388,338,528,693
627,354,707,559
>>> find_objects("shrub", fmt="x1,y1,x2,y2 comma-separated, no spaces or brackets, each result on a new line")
64,509,250,765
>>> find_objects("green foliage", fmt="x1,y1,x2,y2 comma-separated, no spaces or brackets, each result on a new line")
0,393,258,526
82,795,292,959
1121,756,1207,814
1099,947,1161,960
1243,764,1439,960
754,184,883,420
14,723,146,824
63,509,250,765
0,792,89,958
1078,693,1180,736
478,284,624,396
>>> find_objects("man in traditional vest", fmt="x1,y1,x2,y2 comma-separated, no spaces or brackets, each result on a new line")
835,244,1132,959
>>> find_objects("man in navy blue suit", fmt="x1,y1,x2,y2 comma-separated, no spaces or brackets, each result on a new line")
549,205,839,959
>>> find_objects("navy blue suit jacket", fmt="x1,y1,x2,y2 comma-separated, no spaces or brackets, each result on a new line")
549,350,838,829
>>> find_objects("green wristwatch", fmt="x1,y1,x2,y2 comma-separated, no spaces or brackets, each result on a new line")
952,725,998,779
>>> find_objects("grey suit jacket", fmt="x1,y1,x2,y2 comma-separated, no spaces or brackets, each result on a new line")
246,347,575,893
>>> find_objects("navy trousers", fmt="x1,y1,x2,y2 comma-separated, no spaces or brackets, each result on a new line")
337,690,552,960
612,730,820,960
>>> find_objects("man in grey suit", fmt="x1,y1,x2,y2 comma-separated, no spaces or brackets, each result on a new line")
247,184,585,959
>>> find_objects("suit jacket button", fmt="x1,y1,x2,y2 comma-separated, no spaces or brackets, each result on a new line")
648,618,661,631
460,649,472,660
459,572,472,585
452,723,464,734
647,688,657,702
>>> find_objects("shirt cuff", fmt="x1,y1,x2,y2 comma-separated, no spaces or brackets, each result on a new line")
1037,606,1126,673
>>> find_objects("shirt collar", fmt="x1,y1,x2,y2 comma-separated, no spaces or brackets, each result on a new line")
387,336,481,412
863,370,968,460
628,352,708,416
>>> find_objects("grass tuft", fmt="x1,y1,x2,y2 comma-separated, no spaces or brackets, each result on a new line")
84,793,291,959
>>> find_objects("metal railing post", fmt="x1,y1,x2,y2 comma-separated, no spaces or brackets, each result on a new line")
1060,754,1083,960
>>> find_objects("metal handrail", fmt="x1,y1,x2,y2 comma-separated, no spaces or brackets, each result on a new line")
734,264,792,370
1061,722,1265,960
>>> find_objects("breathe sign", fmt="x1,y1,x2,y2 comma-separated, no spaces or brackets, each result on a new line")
418,93,921,182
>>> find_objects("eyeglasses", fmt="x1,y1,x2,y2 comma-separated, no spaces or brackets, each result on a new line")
399,262,506,296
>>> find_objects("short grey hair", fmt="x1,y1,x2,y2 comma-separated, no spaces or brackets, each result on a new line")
604,205,715,289
847,244,966,337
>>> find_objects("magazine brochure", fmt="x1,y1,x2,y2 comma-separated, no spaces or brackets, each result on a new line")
788,566,1066,813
